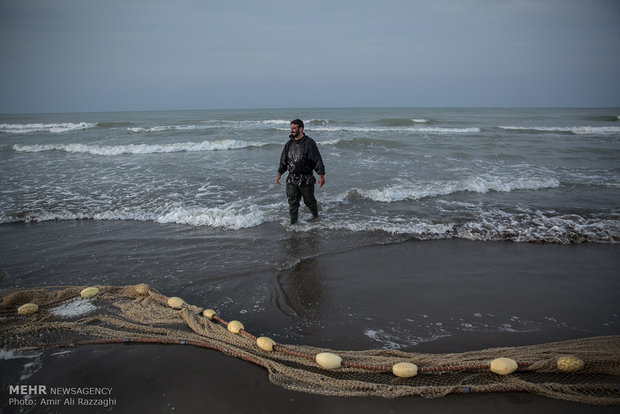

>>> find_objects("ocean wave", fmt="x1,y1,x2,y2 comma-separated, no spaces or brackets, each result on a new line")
201,119,290,128
12,140,272,155
155,206,265,229
126,119,290,133
128,125,211,133
306,119,334,126
217,119,290,127
498,126,620,135
311,126,480,134
343,176,561,203
1,204,267,230
289,211,619,243
326,207,619,243
312,219,454,237
0,122,97,134
2,204,617,243
318,137,406,147
374,118,430,127
453,211,619,243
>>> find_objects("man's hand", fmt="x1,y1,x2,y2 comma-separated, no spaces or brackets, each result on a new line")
318,175,325,187
276,173,282,184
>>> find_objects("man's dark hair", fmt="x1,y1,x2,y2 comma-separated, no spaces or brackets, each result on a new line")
291,119,304,129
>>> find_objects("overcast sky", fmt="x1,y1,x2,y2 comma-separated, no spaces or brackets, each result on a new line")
1,0,619,113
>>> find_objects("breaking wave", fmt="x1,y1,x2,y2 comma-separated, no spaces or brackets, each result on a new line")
2,203,617,243
12,140,272,155
130,119,291,132
343,176,561,203
498,126,620,135
374,118,430,126
318,137,407,147
128,125,210,133
1,204,268,231
0,122,97,134
311,126,480,134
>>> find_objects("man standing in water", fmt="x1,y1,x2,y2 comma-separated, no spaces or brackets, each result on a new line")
276,119,325,224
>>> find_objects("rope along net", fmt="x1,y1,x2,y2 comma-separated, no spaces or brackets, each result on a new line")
1,284,618,405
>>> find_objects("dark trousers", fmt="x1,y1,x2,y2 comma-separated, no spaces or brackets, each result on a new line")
286,183,319,224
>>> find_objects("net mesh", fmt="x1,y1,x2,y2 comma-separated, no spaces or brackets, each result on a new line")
1,284,618,405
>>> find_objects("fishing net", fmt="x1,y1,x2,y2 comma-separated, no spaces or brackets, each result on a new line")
1,284,619,405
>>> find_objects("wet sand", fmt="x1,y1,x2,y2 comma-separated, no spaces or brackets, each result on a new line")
1,343,617,414
1,230,619,412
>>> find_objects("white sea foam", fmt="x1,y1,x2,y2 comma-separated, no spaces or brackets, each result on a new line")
498,126,620,134
318,138,345,145
2,203,617,243
453,314,542,333
290,215,454,237
12,139,271,155
347,176,560,203
156,206,265,229
364,329,408,349
310,126,480,134
257,119,291,126
128,119,291,133
455,211,619,243
0,122,97,133
0,200,270,230
128,125,206,133
209,119,290,127
92,206,267,230
364,324,451,349
0,350,42,360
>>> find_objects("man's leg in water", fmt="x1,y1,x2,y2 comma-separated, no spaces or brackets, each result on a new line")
299,185,319,219
286,183,302,224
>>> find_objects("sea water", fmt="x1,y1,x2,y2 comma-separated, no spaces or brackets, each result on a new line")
1,107,618,242
1,107,619,350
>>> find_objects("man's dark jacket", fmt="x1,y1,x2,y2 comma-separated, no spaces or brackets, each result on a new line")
278,134,325,185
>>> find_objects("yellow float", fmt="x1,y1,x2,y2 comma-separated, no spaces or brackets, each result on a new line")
490,357,518,375
17,303,39,315
135,283,150,296
167,297,186,309
256,337,276,352
227,320,244,334
80,287,99,299
315,352,342,370
392,362,418,378
557,355,585,372
203,309,217,319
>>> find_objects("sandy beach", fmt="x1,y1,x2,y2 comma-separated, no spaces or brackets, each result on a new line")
2,342,618,414
1,225,618,413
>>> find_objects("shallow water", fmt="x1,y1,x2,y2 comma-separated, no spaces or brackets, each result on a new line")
1,107,619,243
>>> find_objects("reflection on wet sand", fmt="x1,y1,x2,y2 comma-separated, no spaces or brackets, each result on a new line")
273,232,328,320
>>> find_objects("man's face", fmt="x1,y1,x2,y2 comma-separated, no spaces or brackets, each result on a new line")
290,124,302,138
